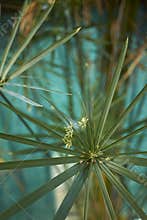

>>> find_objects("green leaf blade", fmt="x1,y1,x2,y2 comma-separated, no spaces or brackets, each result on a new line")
102,125,147,152
107,161,147,186
0,88,42,107
101,163,146,219
0,156,81,170
0,1,27,76
54,164,89,220
100,85,147,146
94,163,117,220
97,38,128,145
114,156,147,167
9,27,81,81
0,163,81,220
0,101,63,138
83,163,92,220
0,133,81,156
2,1,55,80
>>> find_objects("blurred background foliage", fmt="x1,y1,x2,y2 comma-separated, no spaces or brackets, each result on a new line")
0,0,146,219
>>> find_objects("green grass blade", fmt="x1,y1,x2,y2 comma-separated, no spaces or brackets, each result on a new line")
101,164,146,219
0,1,27,76
94,163,117,220
0,133,81,156
0,88,42,107
44,97,70,123
2,1,55,80
6,82,72,95
8,133,52,138
100,85,147,146
102,125,146,152
0,101,62,137
9,27,81,81
113,151,147,156
83,163,92,220
54,164,89,220
0,156,81,170
107,161,147,186
96,38,128,145
10,148,49,156
0,163,81,220
116,118,147,137
114,156,147,167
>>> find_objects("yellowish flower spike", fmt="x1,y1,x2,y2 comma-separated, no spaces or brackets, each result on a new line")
63,117,88,148
63,122,73,148
78,117,88,128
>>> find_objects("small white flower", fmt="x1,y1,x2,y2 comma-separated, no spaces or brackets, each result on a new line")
78,117,88,128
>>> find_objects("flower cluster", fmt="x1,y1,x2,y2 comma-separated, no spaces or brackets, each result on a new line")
63,122,73,148
63,117,88,148
78,117,88,128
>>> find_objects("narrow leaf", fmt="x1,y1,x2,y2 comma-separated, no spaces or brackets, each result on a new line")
96,38,128,145
114,156,147,167
0,133,81,156
117,151,147,156
83,163,92,220
6,82,72,95
0,88,42,107
10,148,48,156
0,156,81,170
101,163,146,219
94,163,117,220
116,151,147,156
107,161,147,186
44,97,70,124
102,125,146,151
0,163,81,220
116,118,147,136
9,27,81,80
2,1,55,80
0,1,27,76
0,101,62,138
54,164,89,220
100,85,147,146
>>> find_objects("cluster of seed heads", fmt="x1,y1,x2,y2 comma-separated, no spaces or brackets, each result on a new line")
78,117,88,128
63,117,88,148
63,122,73,148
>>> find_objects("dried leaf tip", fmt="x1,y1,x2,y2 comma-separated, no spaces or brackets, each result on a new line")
75,27,82,33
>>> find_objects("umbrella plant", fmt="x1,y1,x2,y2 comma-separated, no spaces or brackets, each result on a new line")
0,1,146,220
0,38,147,219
